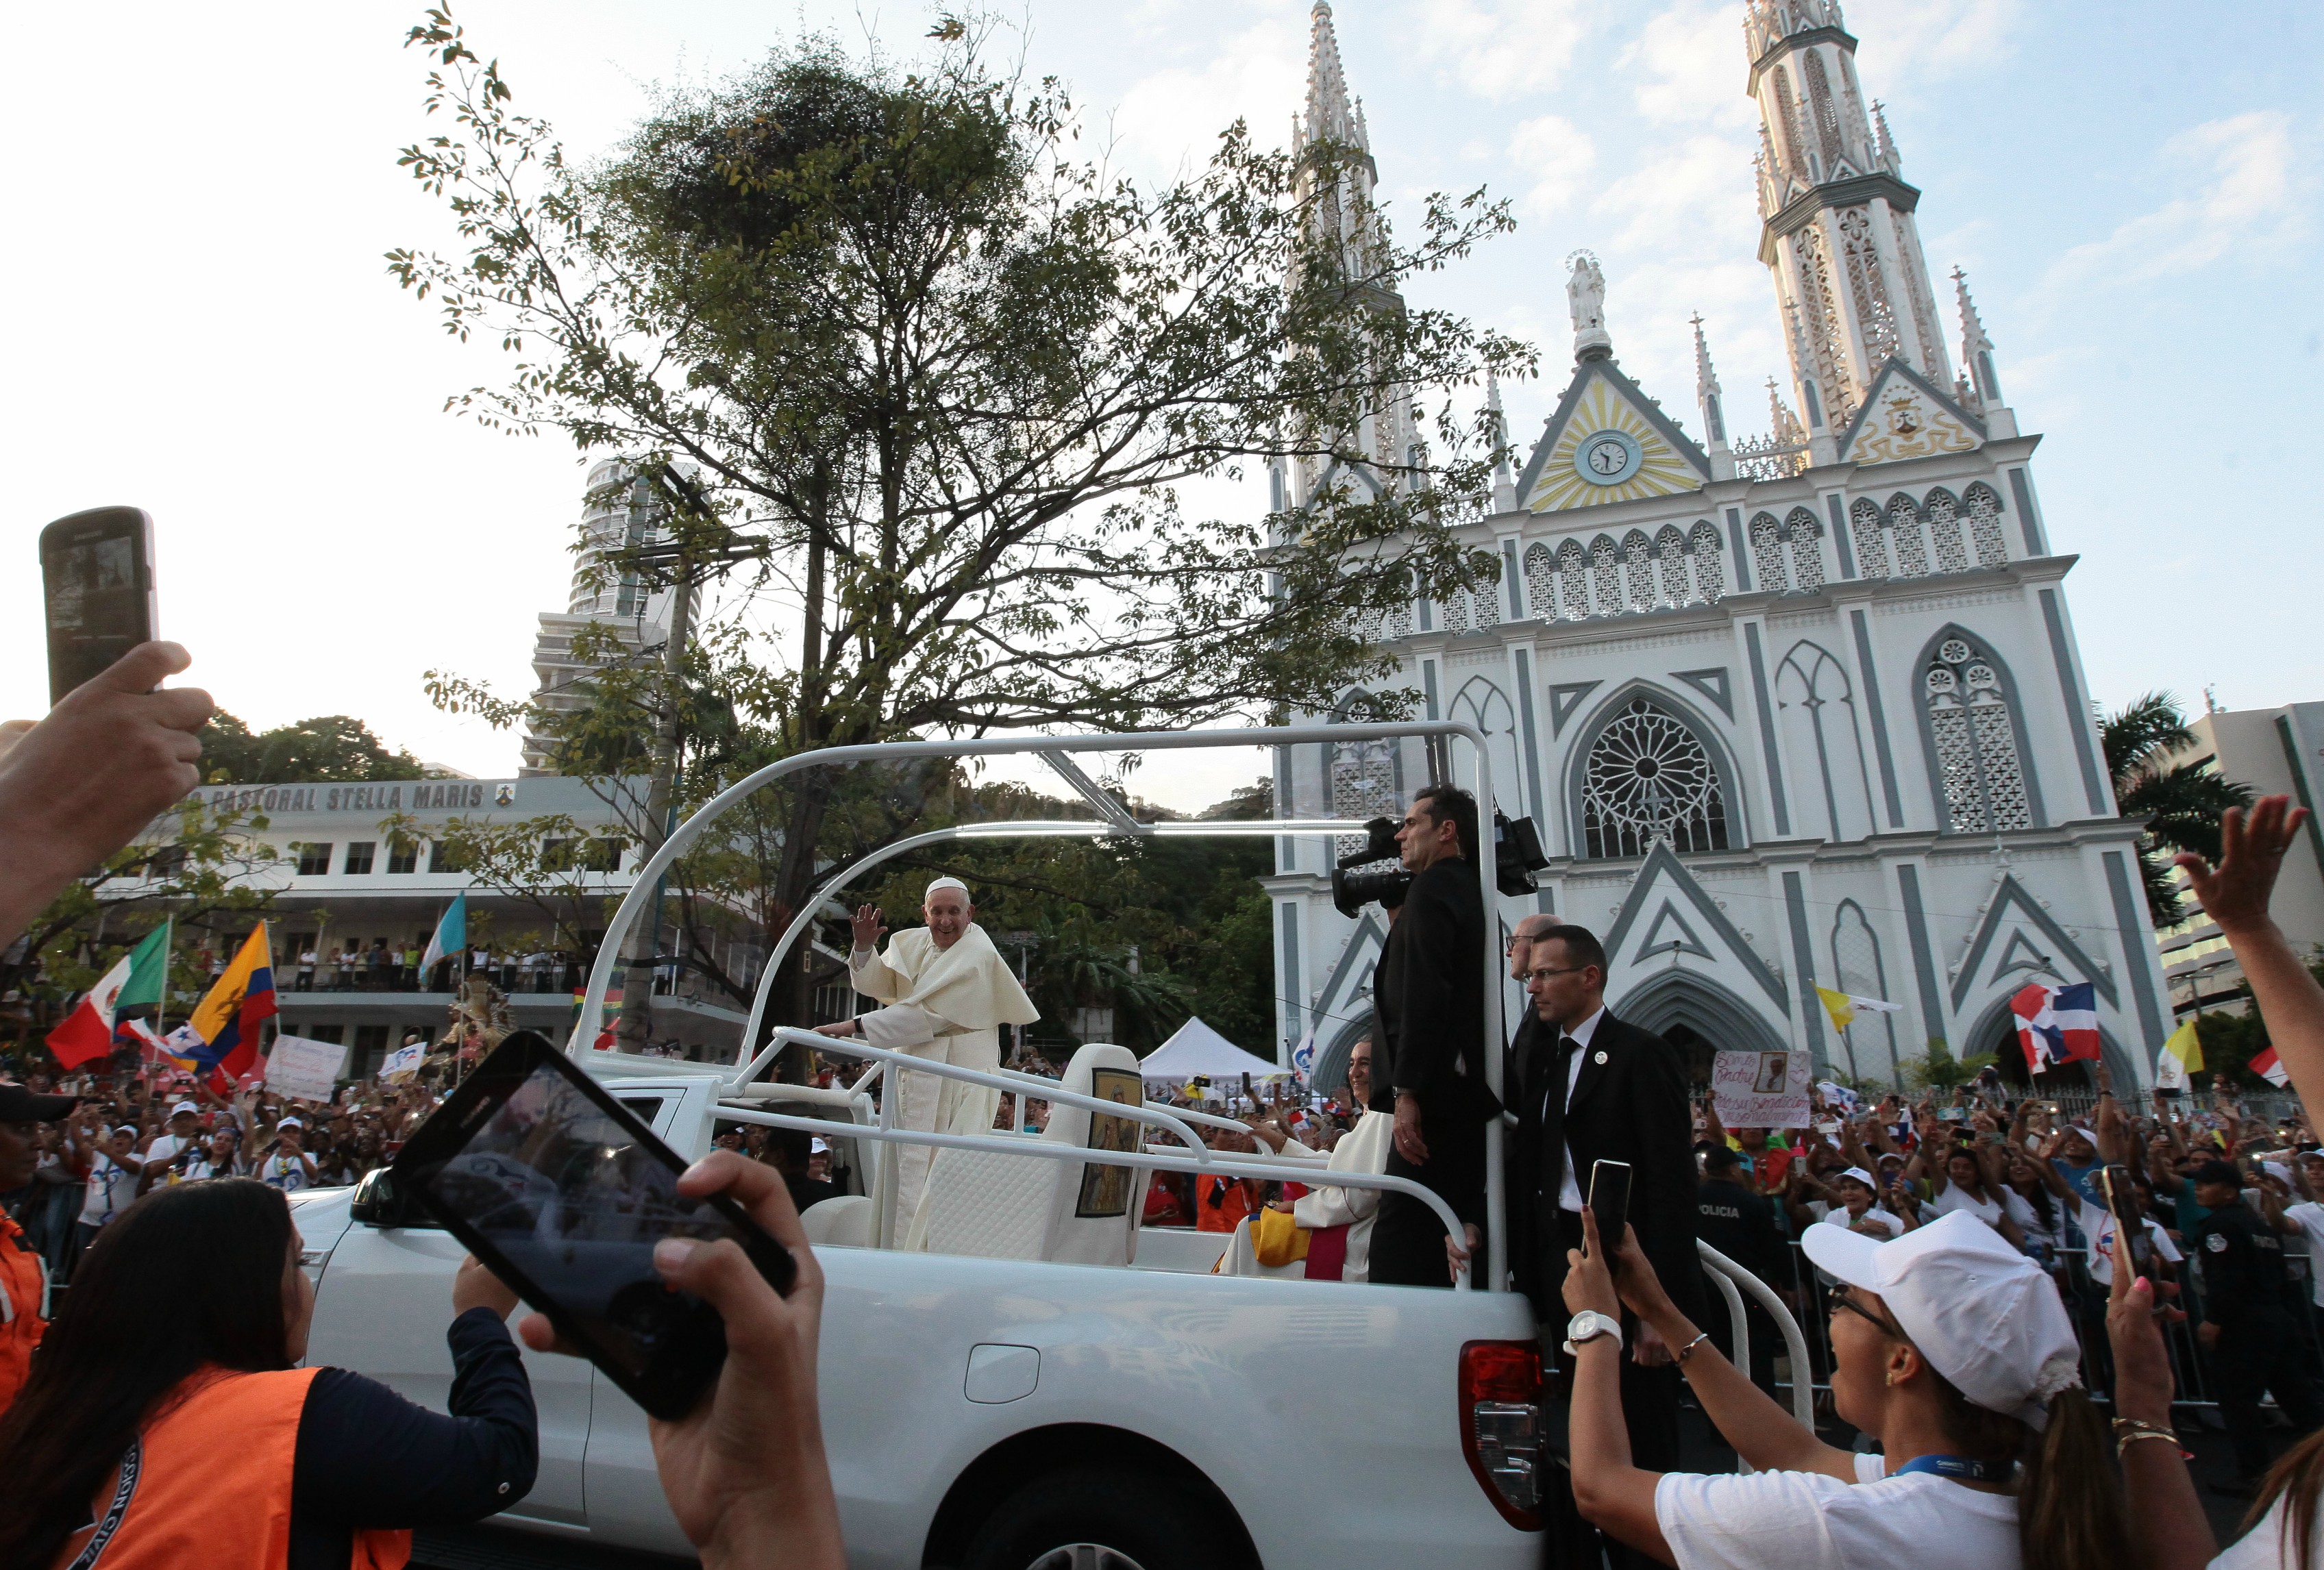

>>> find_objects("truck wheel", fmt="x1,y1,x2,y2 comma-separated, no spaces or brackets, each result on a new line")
959,1465,1249,1570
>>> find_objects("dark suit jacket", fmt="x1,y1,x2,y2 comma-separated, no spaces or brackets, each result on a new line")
1509,1007,1705,1323
1366,858,1499,1125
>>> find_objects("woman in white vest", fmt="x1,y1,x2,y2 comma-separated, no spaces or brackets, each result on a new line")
816,877,1039,1245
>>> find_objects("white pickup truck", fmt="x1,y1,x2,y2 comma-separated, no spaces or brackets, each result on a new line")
294,723,1801,1569
295,1047,1545,1569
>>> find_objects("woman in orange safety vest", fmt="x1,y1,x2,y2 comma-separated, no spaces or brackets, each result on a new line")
1,1080,80,1415
0,1178,537,1569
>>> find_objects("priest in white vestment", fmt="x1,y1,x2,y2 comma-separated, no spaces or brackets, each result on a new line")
1217,1039,1394,1281
815,877,1039,1245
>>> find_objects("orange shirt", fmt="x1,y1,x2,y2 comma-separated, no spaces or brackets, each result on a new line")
55,1364,409,1570
0,1214,43,1415
1196,1174,1259,1233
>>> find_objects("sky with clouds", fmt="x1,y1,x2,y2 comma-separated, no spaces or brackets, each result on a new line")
1,0,2314,808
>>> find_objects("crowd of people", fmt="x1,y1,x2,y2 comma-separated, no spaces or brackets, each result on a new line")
286,942,602,995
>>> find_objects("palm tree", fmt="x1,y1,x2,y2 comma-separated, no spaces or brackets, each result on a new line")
2102,693,2253,925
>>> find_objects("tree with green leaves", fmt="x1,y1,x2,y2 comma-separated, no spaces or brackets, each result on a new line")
2101,693,2253,925
391,10,1529,1045
0,801,282,1072
199,712,431,785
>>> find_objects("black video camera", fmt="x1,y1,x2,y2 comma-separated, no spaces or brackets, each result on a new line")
1328,809,1551,919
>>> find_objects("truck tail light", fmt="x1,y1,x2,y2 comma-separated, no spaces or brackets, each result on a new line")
1459,1339,1542,1530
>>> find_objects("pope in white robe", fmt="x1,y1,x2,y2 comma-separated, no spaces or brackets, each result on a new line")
817,877,1039,1247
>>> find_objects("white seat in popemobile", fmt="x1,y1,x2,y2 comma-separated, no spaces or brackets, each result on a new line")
916,1042,1154,1267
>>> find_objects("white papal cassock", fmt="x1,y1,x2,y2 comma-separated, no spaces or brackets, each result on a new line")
848,921,1039,1247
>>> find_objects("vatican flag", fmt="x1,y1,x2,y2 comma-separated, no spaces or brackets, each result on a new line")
1817,986,1903,1034
2157,1018,2204,1091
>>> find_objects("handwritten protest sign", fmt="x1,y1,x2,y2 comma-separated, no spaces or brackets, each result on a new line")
1711,1048,1812,1130
264,1034,347,1103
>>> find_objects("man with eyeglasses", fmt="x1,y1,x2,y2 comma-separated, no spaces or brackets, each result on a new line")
1507,922,1705,1570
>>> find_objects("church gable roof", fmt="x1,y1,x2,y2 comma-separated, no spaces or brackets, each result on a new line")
1838,356,1987,466
1601,841,1789,1012
1516,360,1710,514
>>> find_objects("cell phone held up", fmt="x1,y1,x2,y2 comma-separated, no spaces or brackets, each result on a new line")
40,506,156,707
2099,1162,2155,1278
1587,1158,1632,1257
391,1030,798,1421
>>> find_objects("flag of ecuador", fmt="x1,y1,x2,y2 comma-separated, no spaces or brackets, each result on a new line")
186,923,279,1093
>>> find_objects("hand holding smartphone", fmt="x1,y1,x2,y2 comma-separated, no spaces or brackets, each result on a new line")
2099,1162,2155,1280
40,507,156,706
392,1030,798,1419
1587,1158,1631,1258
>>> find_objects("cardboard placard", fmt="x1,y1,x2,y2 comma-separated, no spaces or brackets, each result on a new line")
264,1034,347,1103
1711,1048,1811,1131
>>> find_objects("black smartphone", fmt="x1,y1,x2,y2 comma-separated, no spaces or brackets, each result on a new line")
392,1030,798,1420
2099,1163,2154,1276
40,506,156,706
1587,1158,1632,1254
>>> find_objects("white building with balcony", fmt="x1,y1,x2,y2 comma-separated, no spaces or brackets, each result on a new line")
1268,1,2173,1094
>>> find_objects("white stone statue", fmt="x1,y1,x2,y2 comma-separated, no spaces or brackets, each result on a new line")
1567,253,1611,359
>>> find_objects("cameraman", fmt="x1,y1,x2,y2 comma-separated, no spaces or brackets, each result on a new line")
1367,784,1500,1287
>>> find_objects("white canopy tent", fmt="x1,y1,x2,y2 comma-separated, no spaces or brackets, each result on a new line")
1139,1017,1288,1088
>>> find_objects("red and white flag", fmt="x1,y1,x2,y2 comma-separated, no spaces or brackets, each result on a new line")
45,954,137,1069
2251,1046,2290,1088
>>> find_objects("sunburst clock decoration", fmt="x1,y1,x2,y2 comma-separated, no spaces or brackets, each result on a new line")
1526,379,1702,512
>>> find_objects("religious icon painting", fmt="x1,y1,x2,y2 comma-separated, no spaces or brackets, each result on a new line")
1075,1066,1143,1219
1753,1052,1790,1095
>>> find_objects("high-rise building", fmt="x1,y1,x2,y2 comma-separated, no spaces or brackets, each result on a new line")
521,457,700,775
2154,701,2324,1019
1268,1,2172,1093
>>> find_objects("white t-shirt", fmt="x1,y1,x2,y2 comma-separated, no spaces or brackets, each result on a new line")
259,1153,312,1192
1929,1182,2030,1228
139,1134,193,1169
2284,1203,2324,1307
2075,1199,2184,1287
79,1154,138,1226
2212,1486,2324,1569
1656,1451,2020,1570
1816,1206,1903,1241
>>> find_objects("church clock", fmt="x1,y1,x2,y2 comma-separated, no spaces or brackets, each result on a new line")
1571,429,1642,487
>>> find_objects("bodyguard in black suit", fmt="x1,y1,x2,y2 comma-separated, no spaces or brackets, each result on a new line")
1509,923,1703,1570
1366,784,1501,1288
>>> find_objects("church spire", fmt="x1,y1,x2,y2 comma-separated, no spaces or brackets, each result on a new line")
1693,314,1735,481
1952,267,2016,436
1487,371,1516,513
1300,2,1365,153
1744,3,1951,427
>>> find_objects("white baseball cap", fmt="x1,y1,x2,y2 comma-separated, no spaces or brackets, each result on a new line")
276,1117,304,1132
1834,1167,1877,1189
169,1100,199,1118
1802,1209,2081,1430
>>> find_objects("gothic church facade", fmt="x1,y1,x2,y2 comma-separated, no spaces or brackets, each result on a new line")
1266,1,2173,1093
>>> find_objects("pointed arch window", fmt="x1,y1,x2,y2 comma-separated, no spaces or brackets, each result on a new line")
1591,535,1622,616
1580,697,1732,859
1558,539,1590,619
1785,507,1826,591
1851,497,1888,577
1524,543,1557,621
1654,525,1689,605
1690,522,1726,601
1328,694,1400,862
1927,490,1969,573
1923,635,2033,834
1966,483,2007,567
1750,512,1789,594
1803,47,1845,169
1829,899,1898,1083
1887,493,1929,576
1623,530,1655,611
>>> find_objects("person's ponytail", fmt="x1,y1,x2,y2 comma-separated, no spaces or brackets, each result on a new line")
2016,1387,2134,1570
1931,1374,2130,1570
2247,1425,2324,1570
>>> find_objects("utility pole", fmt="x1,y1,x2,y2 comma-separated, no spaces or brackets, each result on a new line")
616,540,695,1052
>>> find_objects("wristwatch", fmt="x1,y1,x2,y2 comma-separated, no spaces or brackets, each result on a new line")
1563,1310,1624,1357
